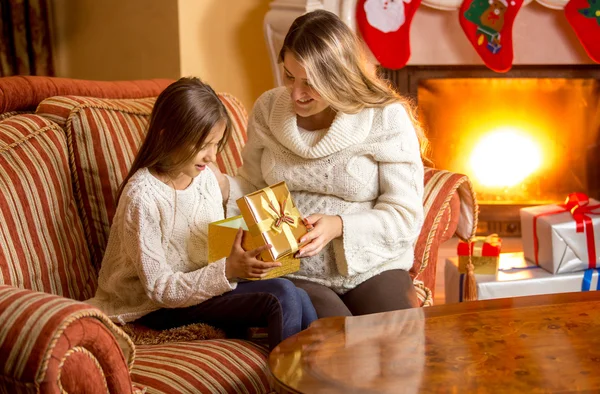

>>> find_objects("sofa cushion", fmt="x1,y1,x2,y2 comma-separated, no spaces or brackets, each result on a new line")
36,93,248,270
216,93,248,177
131,339,270,394
0,115,95,300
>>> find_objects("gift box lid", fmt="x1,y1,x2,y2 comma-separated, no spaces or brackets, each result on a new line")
457,234,502,257
236,181,308,261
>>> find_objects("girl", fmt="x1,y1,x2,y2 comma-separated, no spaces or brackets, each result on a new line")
87,77,317,349
220,10,426,318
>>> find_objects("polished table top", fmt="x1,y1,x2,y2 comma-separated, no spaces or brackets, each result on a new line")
269,292,600,393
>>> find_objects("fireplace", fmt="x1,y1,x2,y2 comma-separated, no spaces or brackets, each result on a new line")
263,1,600,237
381,65,600,237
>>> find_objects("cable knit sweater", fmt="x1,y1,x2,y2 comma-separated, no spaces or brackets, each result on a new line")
227,87,424,294
87,167,235,324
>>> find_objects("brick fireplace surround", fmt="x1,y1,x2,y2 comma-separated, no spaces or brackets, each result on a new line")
264,0,599,237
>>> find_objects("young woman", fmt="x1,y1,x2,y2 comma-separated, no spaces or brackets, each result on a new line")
87,77,317,349
221,10,427,318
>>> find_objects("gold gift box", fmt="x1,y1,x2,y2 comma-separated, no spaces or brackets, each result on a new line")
457,234,502,275
208,215,300,280
236,181,308,262
457,256,499,275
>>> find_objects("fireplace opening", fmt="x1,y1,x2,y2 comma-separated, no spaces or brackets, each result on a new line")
381,66,600,237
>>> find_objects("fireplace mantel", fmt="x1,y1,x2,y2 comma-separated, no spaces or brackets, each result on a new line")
264,0,594,86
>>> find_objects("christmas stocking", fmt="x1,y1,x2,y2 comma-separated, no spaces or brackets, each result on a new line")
565,0,600,63
459,0,524,72
356,0,423,70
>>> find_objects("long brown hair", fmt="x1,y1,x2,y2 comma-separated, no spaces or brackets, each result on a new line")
278,10,429,160
117,77,231,201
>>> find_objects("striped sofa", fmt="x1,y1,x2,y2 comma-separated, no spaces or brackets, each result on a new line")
0,76,477,393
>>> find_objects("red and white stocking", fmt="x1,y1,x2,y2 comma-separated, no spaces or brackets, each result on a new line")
459,0,524,72
565,0,600,63
356,0,423,69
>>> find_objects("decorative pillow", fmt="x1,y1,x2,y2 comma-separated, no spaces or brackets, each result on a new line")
37,93,249,270
0,115,95,300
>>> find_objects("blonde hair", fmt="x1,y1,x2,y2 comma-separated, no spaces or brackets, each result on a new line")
278,10,429,160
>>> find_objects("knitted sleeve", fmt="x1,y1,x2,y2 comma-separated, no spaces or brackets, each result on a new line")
124,195,235,308
335,104,425,276
225,91,271,216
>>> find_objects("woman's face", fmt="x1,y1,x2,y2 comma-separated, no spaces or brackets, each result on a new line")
283,53,330,120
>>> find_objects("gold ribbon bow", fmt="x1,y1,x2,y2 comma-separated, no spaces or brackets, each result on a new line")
249,188,301,254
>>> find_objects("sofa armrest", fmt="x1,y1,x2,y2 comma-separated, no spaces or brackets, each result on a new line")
0,285,136,393
411,168,478,303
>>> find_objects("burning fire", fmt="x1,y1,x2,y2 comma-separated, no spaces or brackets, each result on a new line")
469,127,542,188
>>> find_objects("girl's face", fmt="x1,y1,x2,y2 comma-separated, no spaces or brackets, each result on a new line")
283,53,330,120
179,120,226,180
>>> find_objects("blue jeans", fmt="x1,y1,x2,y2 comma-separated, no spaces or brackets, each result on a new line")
138,278,317,349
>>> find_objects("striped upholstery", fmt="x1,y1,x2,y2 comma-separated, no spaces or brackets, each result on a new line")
36,93,248,270
37,96,156,269
0,285,135,393
0,111,29,121
217,93,248,177
131,339,270,394
412,168,478,303
0,115,96,300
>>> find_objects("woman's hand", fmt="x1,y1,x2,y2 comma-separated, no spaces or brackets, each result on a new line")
296,214,343,258
226,227,281,279
208,163,230,203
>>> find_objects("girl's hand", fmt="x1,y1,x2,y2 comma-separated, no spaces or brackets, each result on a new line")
226,227,281,279
296,214,343,258
208,163,230,203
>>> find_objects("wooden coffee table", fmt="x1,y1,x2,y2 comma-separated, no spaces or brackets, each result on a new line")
269,292,600,393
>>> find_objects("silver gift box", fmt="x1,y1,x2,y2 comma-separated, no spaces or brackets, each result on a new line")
445,252,600,303
520,200,600,274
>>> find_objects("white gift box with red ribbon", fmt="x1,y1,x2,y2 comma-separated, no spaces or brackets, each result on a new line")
445,252,600,303
520,193,600,274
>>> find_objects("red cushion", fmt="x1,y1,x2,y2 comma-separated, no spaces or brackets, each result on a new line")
0,115,95,300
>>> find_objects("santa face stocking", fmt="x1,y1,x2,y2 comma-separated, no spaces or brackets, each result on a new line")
459,0,524,72
565,0,600,63
356,0,423,69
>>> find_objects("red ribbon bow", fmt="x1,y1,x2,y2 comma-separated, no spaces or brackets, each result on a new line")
533,193,600,267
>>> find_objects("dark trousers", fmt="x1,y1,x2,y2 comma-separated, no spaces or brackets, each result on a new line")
137,278,317,349
290,269,419,318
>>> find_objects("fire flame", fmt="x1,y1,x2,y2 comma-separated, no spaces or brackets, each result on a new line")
469,128,542,188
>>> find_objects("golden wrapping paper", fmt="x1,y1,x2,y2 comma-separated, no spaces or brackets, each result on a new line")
236,181,308,262
457,234,502,275
208,215,300,280
458,256,499,275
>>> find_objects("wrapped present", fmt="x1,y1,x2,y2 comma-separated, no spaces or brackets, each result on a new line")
445,252,600,303
521,193,600,274
236,181,308,262
208,215,300,280
486,41,501,54
457,234,502,275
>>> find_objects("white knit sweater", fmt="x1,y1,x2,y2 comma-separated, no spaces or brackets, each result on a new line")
87,167,235,324
227,87,424,294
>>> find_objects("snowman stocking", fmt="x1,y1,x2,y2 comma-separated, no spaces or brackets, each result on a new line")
459,0,524,72
565,0,600,63
356,0,423,70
